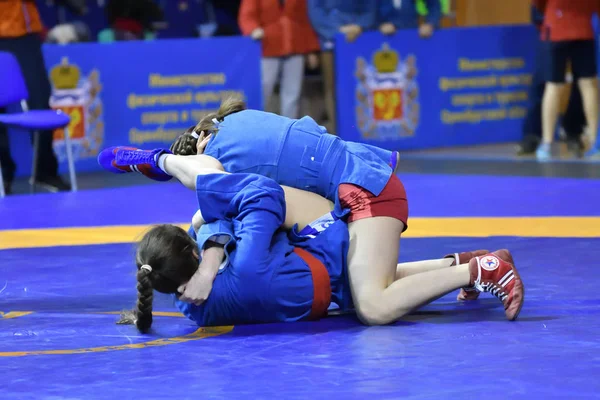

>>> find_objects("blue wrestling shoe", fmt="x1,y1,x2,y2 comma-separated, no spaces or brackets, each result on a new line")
98,146,173,181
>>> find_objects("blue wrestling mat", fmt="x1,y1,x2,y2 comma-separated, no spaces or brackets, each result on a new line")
1,173,599,399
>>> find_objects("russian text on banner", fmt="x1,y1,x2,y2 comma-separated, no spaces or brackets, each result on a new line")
8,37,261,177
334,26,537,150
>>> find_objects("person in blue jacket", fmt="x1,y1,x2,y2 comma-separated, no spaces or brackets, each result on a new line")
306,1,379,133
100,100,525,325
378,0,442,38
307,1,378,50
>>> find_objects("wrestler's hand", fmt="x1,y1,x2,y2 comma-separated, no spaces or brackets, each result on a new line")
178,246,224,306
178,266,214,306
196,132,213,155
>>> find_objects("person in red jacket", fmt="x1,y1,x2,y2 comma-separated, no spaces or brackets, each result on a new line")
533,0,600,160
238,0,320,119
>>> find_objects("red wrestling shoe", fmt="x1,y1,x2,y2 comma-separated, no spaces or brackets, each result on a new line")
468,250,524,321
445,250,489,301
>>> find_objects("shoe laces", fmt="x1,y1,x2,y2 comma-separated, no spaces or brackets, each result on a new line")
477,281,508,302
117,149,152,164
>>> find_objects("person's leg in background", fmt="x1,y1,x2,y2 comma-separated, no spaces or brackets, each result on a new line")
571,40,599,157
320,50,336,134
279,55,305,119
518,38,546,155
519,5,546,155
537,41,569,161
561,81,587,157
6,34,69,191
0,111,17,194
261,57,281,113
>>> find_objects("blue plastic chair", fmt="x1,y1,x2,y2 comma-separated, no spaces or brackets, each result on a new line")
0,51,77,198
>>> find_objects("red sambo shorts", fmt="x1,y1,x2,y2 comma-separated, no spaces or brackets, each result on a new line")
338,174,409,231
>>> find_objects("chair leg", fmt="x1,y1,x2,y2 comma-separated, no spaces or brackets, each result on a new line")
0,160,5,198
31,130,40,194
63,126,78,192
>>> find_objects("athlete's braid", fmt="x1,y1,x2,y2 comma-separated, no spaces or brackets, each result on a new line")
117,224,205,333
135,268,154,333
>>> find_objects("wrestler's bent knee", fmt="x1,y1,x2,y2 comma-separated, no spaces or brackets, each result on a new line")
354,296,401,326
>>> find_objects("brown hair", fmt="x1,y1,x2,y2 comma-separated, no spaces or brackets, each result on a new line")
170,125,197,155
117,224,199,333
169,97,247,156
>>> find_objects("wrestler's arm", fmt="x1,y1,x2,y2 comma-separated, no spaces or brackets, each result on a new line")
182,221,228,305
196,173,287,272
164,154,334,231
179,173,288,304
185,221,227,287
181,186,332,307
179,242,226,306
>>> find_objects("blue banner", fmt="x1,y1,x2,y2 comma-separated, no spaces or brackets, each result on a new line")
9,36,261,177
335,26,538,150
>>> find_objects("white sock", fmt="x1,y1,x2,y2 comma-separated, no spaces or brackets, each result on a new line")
157,154,171,174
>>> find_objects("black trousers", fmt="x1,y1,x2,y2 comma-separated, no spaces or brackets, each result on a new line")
545,40,597,83
0,33,58,183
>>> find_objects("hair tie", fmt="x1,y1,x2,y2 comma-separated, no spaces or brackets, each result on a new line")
190,131,199,139
212,118,220,129
140,264,152,273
